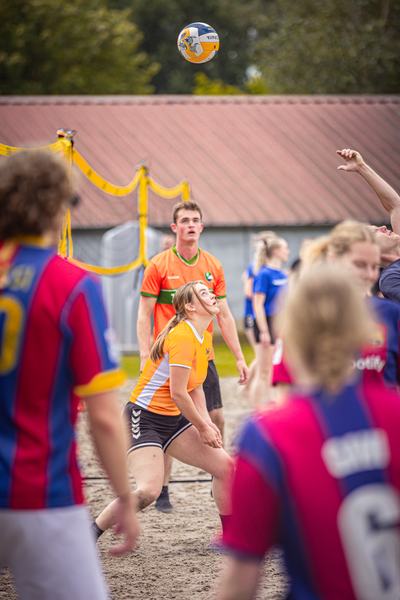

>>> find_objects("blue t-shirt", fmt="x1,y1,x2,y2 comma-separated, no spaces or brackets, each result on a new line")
253,266,288,316
380,259,400,305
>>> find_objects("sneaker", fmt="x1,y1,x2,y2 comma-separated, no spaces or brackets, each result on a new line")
155,491,173,513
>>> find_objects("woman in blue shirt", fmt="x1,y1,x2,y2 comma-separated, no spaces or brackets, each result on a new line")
250,236,290,406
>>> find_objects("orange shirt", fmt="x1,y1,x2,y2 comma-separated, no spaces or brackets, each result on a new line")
140,246,226,360
130,320,212,415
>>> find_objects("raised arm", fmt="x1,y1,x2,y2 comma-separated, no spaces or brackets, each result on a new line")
337,148,400,234
137,295,157,371
85,390,139,555
216,298,249,384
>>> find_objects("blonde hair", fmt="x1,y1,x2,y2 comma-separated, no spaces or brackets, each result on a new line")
282,267,372,391
301,220,378,273
252,230,277,246
254,236,286,274
150,281,214,362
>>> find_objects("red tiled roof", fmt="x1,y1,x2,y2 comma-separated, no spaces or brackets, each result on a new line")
1,95,399,228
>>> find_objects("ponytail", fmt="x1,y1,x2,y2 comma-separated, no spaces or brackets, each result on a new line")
150,314,185,362
253,237,286,274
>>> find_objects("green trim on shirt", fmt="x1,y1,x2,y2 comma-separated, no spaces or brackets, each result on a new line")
172,245,200,265
157,289,177,305
157,287,216,305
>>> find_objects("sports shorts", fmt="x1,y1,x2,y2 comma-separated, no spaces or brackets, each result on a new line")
203,359,223,412
244,315,254,331
253,315,277,344
0,505,108,600
124,402,192,453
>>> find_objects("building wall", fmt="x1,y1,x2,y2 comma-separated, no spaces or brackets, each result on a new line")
72,224,333,349
190,225,332,325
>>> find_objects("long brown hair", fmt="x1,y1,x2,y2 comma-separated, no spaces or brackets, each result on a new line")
150,281,214,362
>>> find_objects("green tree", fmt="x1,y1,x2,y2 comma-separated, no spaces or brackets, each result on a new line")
192,72,243,94
251,0,400,93
0,0,159,94
108,0,269,94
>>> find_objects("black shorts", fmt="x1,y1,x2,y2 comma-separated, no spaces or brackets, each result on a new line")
124,403,192,453
244,315,254,331
203,359,223,412
254,315,277,344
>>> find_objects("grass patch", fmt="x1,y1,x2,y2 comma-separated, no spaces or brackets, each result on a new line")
121,340,255,379
213,340,255,377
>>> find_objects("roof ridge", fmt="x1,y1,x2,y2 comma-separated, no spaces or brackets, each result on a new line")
0,95,399,106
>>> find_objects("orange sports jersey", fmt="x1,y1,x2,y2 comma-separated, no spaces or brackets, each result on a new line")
140,246,226,360
130,320,212,416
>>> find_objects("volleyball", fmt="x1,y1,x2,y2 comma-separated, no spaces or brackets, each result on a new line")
177,23,219,64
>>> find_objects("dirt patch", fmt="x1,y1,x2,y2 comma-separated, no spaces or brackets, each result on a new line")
0,378,289,599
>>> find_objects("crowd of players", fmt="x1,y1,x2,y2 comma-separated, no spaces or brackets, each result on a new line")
1,147,400,599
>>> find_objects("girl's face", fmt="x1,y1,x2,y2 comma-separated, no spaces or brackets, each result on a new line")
192,283,220,316
275,240,290,264
334,241,380,294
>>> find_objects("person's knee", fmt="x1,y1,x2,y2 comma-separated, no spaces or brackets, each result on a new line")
209,408,225,433
135,485,162,510
256,364,271,382
213,452,234,481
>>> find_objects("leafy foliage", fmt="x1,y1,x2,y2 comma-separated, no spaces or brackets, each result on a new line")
108,0,268,94
2,0,398,95
251,0,400,93
0,0,159,94
192,72,243,95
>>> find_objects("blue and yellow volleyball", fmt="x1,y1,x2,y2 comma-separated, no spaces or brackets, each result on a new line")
177,23,219,64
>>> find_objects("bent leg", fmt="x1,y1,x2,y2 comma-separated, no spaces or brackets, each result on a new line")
167,427,233,515
249,343,274,406
96,446,165,531
155,453,174,513
162,453,173,486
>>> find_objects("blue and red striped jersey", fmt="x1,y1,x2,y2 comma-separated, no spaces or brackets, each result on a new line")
0,239,125,509
272,296,400,390
224,382,400,599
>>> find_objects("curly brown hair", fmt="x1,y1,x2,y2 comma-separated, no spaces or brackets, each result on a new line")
0,150,72,239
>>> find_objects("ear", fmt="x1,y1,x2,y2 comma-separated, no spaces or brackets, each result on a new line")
185,302,196,314
171,223,177,234
199,223,204,233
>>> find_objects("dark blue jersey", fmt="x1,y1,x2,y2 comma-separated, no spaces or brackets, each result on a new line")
366,296,400,388
0,238,124,509
224,382,400,599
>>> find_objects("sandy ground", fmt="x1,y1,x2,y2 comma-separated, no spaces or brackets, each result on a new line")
0,378,289,600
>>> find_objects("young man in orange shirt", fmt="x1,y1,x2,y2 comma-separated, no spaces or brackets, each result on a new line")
137,201,249,512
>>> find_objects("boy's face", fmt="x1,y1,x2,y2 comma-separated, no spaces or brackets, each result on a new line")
171,209,203,243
